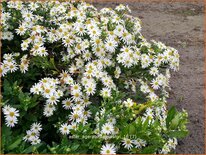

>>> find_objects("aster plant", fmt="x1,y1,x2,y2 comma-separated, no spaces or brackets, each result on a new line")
1,0,188,154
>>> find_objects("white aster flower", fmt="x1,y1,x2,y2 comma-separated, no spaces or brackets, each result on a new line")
101,122,114,135
100,143,116,154
122,138,133,150
60,123,70,135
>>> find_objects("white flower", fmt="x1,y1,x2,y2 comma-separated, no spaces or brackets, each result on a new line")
105,37,118,53
5,117,18,127
141,54,151,68
122,138,133,150
3,106,19,117
60,123,70,135
71,83,81,92
69,111,82,122
2,31,14,40
133,138,147,148
101,122,114,135
108,117,116,125
31,122,42,133
30,83,42,95
7,61,18,73
101,76,114,88
149,67,159,76
151,78,160,90
160,144,171,154
100,88,111,98
31,136,41,145
62,98,73,110
144,107,154,120
100,143,116,154
69,122,77,130
20,55,30,73
114,66,121,79
71,91,83,102
0,54,19,76
147,92,158,102
85,83,96,96
43,103,56,117
167,138,177,150
87,24,101,38
47,95,59,105
3,105,19,127
29,2,39,11
21,9,34,22
123,98,135,108
24,122,42,145
75,23,86,36
16,23,27,35
114,25,124,37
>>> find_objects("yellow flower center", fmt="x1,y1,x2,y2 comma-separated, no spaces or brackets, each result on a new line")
9,112,14,117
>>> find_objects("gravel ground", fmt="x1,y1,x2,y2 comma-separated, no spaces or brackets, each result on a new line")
93,1,205,154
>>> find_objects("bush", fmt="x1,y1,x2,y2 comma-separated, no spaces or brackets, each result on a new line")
1,1,188,154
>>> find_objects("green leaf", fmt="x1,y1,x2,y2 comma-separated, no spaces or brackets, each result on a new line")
168,130,188,138
71,144,80,152
142,117,150,130
2,125,12,151
18,92,32,111
61,136,69,146
141,145,158,154
29,95,39,108
128,124,136,135
25,113,38,122
7,137,22,151
3,79,12,96
170,113,182,129
2,125,12,137
166,106,177,128
22,143,42,153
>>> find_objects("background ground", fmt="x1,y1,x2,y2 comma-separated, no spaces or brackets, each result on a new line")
93,1,205,154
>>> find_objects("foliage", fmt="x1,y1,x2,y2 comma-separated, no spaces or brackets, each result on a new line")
1,1,188,154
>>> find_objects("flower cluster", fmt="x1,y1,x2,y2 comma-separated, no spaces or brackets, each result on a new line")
160,138,178,154
123,98,136,108
19,54,30,73
2,105,19,127
0,54,19,76
23,122,42,145
1,0,179,101
30,78,63,117
1,11,14,40
122,138,146,150
1,1,188,154
0,53,30,76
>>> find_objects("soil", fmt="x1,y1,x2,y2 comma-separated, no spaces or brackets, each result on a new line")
93,1,205,154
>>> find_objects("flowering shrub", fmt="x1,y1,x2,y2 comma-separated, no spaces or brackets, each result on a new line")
1,1,188,154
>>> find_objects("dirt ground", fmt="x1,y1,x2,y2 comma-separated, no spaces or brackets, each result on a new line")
93,1,205,154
